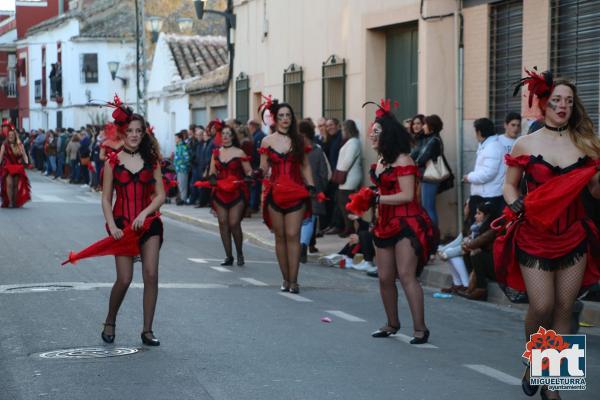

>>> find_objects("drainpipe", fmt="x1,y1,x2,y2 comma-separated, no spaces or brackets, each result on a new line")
455,3,465,234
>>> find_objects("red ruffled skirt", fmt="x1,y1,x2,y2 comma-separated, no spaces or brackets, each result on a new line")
1,164,31,208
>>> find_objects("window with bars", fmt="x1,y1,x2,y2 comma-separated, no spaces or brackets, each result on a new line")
322,55,346,121
7,54,16,97
81,53,98,83
551,0,600,128
283,63,303,119
34,80,41,102
235,72,249,123
489,0,523,134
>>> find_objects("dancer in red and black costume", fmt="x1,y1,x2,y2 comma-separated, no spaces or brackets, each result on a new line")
100,96,165,347
206,125,252,266
362,100,438,343
257,98,315,294
495,69,600,400
0,126,31,208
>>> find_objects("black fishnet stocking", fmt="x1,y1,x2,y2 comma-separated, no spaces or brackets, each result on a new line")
141,236,160,332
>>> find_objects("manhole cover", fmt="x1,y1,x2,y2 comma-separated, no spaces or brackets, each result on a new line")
6,285,73,293
38,347,139,359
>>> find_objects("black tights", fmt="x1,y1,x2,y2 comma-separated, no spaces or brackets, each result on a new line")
268,205,305,285
375,238,426,335
215,202,245,259
520,257,586,399
5,175,18,207
104,235,161,334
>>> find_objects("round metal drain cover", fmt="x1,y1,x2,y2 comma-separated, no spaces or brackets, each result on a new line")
6,285,73,293
38,347,139,359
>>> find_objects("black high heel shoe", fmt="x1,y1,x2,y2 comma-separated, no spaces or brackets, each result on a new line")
280,280,289,292
289,282,300,294
371,323,400,338
221,256,234,266
237,255,245,266
521,365,539,397
101,322,115,344
410,329,430,344
141,331,160,346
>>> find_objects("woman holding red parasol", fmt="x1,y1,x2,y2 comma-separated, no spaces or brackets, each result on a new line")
256,98,315,294
496,68,600,399
65,95,166,346
199,125,252,266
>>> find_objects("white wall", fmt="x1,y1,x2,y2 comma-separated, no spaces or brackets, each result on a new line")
25,18,137,130
148,93,190,157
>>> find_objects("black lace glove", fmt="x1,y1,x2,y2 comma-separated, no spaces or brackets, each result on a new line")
307,185,316,196
208,174,218,187
508,195,524,214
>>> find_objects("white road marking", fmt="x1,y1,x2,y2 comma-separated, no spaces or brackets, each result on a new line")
191,257,278,265
278,292,313,302
76,195,100,204
188,258,208,263
0,282,228,293
34,194,66,203
210,266,232,273
239,277,268,286
325,310,366,322
392,333,439,349
463,364,521,386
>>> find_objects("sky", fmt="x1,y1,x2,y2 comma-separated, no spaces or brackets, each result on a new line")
0,0,14,12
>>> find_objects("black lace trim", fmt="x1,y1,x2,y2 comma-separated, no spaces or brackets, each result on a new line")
516,240,587,271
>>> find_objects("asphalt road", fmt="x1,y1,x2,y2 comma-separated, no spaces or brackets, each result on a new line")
0,173,598,400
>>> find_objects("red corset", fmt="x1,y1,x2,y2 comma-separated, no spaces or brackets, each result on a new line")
260,146,305,185
212,148,250,206
111,159,156,224
370,164,423,228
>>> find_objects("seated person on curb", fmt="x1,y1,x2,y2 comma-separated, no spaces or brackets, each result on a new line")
457,201,497,301
438,201,471,293
319,215,376,273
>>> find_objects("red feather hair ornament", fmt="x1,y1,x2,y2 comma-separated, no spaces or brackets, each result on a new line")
513,67,555,110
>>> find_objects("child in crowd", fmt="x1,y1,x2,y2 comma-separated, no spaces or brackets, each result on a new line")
319,215,376,274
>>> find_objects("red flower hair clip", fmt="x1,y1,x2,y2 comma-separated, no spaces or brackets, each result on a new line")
513,67,555,109
147,125,155,136
89,93,133,127
362,99,400,119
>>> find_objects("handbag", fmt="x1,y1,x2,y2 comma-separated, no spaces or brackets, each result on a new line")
80,156,90,166
331,151,359,185
422,137,451,183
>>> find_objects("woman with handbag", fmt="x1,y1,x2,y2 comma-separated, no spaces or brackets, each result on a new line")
414,114,445,227
332,119,362,237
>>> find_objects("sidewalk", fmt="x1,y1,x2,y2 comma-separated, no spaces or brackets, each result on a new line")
161,203,600,326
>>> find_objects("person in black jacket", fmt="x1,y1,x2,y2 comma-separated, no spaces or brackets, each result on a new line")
413,114,444,227
196,128,216,207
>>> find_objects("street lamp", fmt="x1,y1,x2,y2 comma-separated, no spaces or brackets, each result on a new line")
194,0,236,85
145,16,164,43
107,61,128,86
177,17,194,33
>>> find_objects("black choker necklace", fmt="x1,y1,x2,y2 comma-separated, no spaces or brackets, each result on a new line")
223,144,233,148
545,124,568,136
277,130,288,135
122,148,139,155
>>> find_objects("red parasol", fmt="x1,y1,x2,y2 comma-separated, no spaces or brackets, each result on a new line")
61,213,160,266
270,175,310,209
524,162,598,231
194,176,242,192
